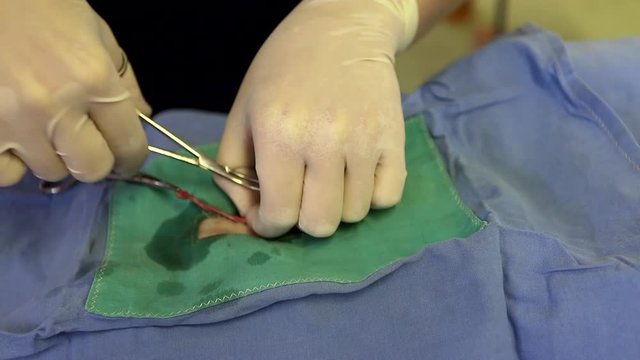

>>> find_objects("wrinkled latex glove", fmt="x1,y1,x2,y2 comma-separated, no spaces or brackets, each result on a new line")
0,0,151,186
215,0,419,238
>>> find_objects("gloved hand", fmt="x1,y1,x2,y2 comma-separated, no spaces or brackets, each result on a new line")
215,0,419,238
0,0,151,186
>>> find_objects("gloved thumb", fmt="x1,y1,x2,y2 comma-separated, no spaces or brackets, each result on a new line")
214,100,260,218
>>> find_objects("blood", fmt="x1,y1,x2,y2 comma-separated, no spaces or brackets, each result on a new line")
175,189,246,224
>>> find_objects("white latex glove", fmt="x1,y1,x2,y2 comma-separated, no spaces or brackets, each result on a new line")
215,0,419,238
0,0,151,186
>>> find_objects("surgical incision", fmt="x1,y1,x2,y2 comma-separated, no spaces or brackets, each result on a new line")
197,216,255,239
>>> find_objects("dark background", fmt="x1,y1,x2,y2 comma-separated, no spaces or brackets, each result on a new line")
88,1,300,114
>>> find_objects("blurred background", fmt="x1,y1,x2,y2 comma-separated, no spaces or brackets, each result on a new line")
396,0,640,93
89,0,640,114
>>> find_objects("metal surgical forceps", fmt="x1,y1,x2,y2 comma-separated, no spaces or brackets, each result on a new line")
39,110,260,195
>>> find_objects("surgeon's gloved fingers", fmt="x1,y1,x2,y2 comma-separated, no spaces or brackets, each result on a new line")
98,17,152,115
342,158,376,223
214,107,259,214
0,151,27,186
51,112,114,183
89,91,147,177
245,147,305,238
13,133,69,182
118,63,151,115
297,158,345,238
372,147,407,209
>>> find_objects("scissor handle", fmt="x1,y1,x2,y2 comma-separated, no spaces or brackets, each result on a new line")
39,177,80,194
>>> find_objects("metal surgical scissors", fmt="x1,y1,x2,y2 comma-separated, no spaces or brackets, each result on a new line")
39,110,260,194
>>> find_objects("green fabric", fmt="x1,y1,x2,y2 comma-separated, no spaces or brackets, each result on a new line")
86,115,485,318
